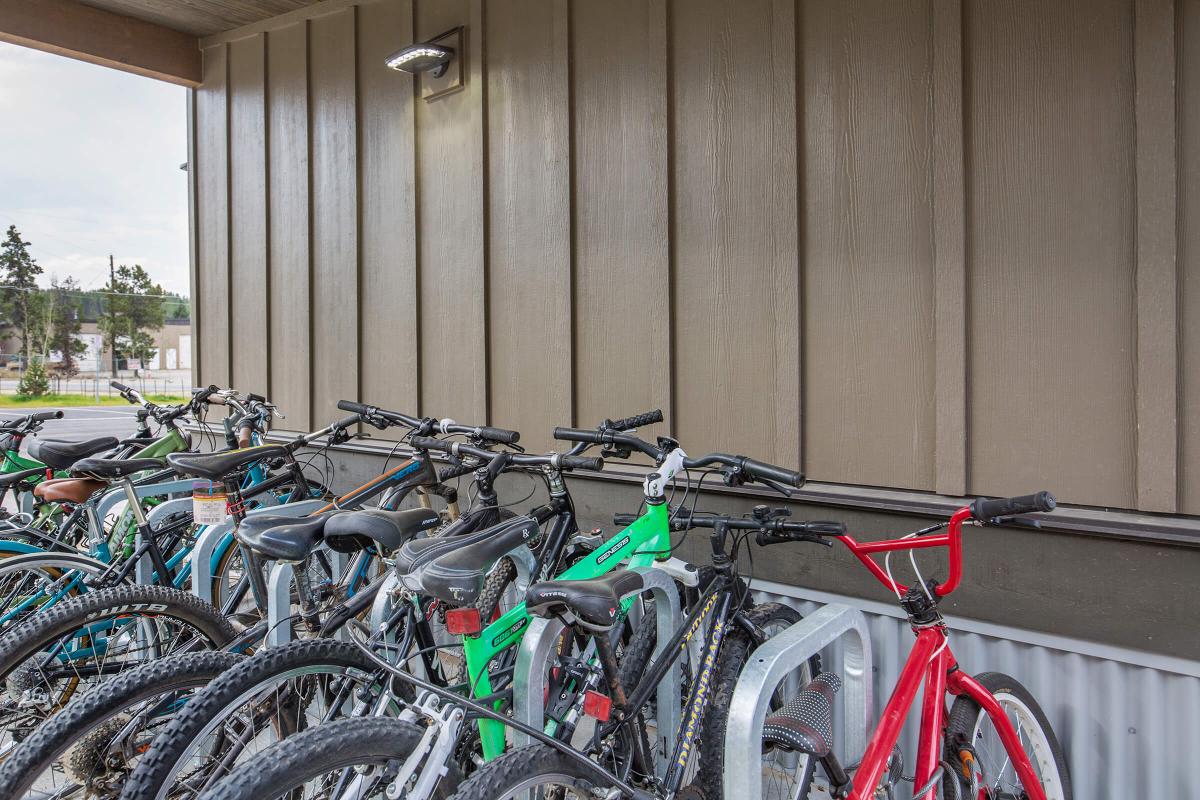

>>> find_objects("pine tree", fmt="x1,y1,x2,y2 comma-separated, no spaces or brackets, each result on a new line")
17,357,49,397
46,278,87,377
0,225,44,361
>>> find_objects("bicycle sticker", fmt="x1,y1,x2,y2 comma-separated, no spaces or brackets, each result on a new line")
192,481,227,525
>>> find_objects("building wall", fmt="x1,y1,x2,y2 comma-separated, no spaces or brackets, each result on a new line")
192,0,1200,518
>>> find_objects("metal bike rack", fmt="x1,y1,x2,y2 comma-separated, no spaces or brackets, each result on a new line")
511,565,682,779
114,480,206,585
137,495,195,584
367,571,434,680
266,544,350,647
189,498,327,604
98,478,195,523
723,603,873,800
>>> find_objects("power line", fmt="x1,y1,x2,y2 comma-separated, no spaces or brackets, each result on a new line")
0,284,187,301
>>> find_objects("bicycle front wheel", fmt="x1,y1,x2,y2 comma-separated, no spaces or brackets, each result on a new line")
445,743,618,800
197,717,459,800
943,671,1072,800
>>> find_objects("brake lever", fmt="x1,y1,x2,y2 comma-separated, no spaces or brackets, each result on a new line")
759,477,794,497
988,515,1043,530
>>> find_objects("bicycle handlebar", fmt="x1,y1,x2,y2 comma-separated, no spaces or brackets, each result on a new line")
552,427,663,458
0,410,65,432
409,436,603,472
970,491,1056,520
335,400,520,445
680,453,805,488
612,510,842,542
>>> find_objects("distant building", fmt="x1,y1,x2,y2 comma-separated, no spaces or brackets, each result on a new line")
2,318,191,375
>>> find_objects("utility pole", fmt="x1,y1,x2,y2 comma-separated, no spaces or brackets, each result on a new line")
108,255,118,378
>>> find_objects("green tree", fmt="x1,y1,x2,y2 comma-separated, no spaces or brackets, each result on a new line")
17,357,49,398
0,225,44,360
44,278,87,377
98,264,166,373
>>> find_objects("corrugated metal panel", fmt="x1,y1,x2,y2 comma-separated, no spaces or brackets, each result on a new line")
751,582,1200,800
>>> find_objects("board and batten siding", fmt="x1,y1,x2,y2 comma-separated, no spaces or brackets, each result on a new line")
193,0,1200,515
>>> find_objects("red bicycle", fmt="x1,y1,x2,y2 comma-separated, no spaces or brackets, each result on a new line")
763,492,1072,800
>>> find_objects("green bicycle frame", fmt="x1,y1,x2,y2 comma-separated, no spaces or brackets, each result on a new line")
463,501,673,759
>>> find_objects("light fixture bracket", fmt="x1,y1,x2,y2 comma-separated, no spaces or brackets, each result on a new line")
384,26,466,102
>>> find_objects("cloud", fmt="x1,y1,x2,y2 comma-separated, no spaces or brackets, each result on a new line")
0,42,189,295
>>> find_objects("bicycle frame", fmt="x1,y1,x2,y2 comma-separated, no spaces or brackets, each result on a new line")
465,498,674,759
834,508,1049,800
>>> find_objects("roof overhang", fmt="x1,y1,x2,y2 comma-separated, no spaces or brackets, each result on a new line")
0,0,201,86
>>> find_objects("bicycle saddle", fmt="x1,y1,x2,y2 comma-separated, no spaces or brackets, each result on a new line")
33,477,106,504
396,515,538,606
761,672,841,757
72,457,165,479
525,569,645,629
167,445,287,481
237,514,331,563
323,507,441,553
26,437,119,471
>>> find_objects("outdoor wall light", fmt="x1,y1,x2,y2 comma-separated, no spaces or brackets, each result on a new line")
386,27,465,102
385,43,454,77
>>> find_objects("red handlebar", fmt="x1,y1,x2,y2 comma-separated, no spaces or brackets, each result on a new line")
834,507,973,598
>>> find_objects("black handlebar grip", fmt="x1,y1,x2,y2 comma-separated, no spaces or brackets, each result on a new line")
553,427,605,444
561,455,604,471
804,521,848,536
409,435,453,453
609,409,664,431
742,457,805,488
31,410,65,423
110,380,131,393
336,400,372,416
477,426,521,444
332,413,363,431
970,491,1056,520
438,463,475,482
612,513,640,527
192,385,219,404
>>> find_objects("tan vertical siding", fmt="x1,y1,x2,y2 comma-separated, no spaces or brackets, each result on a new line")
485,0,571,452
570,0,670,436
193,0,1193,514
800,0,937,490
309,9,359,423
196,43,230,388
228,34,269,396
1182,0,1200,513
964,0,1138,507
670,0,800,466
357,0,418,436
265,22,311,428
413,0,486,422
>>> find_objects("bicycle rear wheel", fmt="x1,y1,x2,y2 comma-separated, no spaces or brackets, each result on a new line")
700,602,817,800
943,671,1072,800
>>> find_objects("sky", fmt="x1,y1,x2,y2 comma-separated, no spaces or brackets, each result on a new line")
0,42,190,296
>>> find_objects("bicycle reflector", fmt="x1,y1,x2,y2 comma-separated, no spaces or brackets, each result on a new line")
583,690,612,722
445,607,482,636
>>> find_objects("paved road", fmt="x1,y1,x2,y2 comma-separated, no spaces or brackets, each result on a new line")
0,406,143,453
